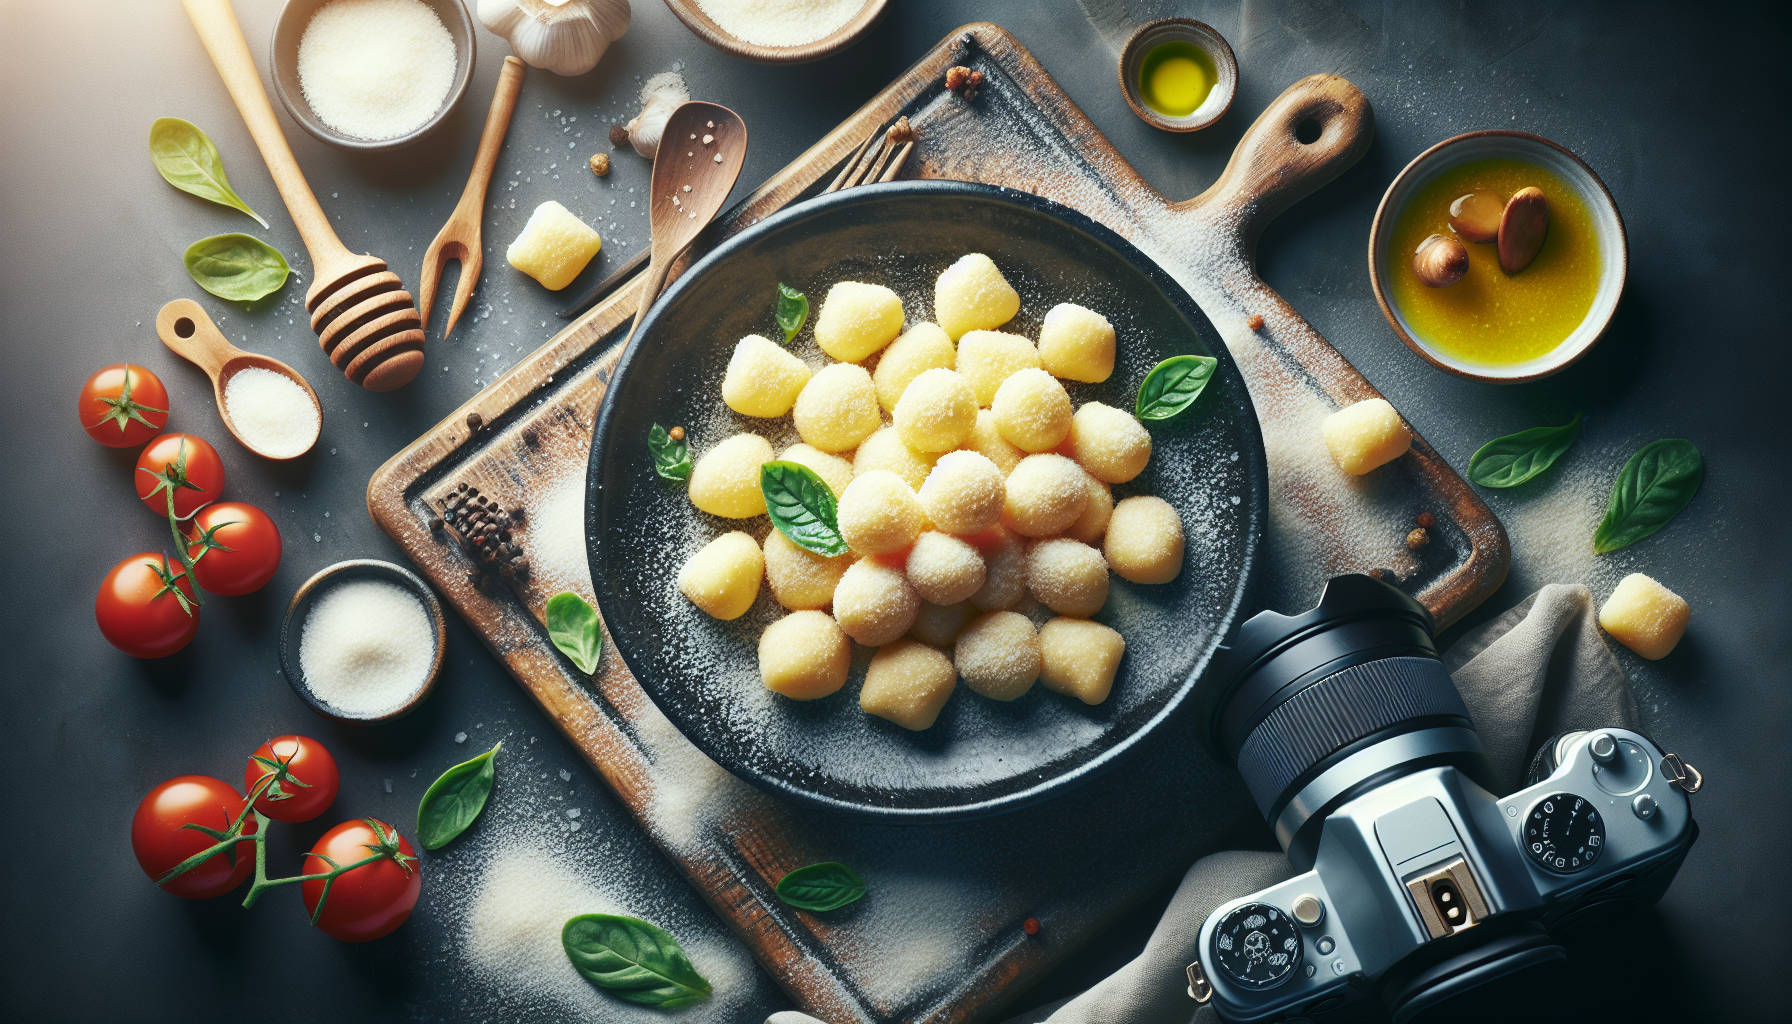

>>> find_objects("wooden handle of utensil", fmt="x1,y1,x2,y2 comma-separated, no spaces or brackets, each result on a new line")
156,298,240,383
457,56,526,214
1178,74,1374,248
179,0,354,273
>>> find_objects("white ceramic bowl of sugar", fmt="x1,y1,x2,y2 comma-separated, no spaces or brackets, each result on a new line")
280,560,446,723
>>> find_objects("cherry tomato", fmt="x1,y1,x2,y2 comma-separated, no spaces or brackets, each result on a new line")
245,735,339,823
302,819,421,942
95,552,200,658
130,775,258,899
135,433,224,520
187,502,282,596
80,364,170,448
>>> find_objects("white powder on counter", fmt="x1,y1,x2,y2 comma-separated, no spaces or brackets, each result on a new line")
298,0,457,141
694,0,865,48
298,579,433,717
224,367,319,458
529,467,592,595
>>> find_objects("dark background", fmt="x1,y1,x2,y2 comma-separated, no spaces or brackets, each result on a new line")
2,1,1786,1021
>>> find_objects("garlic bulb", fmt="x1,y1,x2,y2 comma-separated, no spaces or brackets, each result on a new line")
626,72,690,159
479,0,629,77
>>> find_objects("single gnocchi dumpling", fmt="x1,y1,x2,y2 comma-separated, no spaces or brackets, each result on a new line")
793,362,880,453
860,640,957,730
763,529,853,611
1039,617,1126,705
1026,537,1110,618
960,408,1025,476
814,281,905,362
759,611,850,699
909,600,975,647
991,367,1074,453
837,470,926,556
1105,495,1184,584
967,525,1028,611
1002,453,1090,537
893,367,978,453
1321,398,1412,475
689,433,774,518
1037,303,1116,383
956,330,1042,406
1066,402,1152,483
955,610,1041,701
906,531,987,606
777,443,854,497
721,335,811,418
506,201,601,291
1064,476,1114,545
874,322,955,412
677,531,764,620
853,425,938,490
935,253,1021,340
1598,573,1690,660
918,450,1006,536
833,559,920,646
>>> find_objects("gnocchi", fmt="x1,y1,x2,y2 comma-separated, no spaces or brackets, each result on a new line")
1598,573,1690,660
1039,618,1126,705
793,362,880,453
956,330,1042,406
677,531,764,620
874,322,955,412
832,558,920,646
1037,303,1116,383
506,200,602,291
905,531,987,606
918,450,1006,536
935,253,1020,340
837,470,926,556
967,525,1028,611
991,367,1074,452
1105,495,1184,584
1026,537,1110,618
689,433,774,518
722,334,811,418
814,281,905,362
1001,453,1090,537
909,600,975,647
893,367,978,453
764,528,853,611
1066,402,1152,484
955,610,1041,701
777,443,854,497
852,425,938,490
860,640,957,730
960,408,1024,475
760,611,851,699
1064,476,1114,545
1321,398,1412,475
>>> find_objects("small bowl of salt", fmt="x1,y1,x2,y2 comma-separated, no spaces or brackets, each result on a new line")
280,560,447,723
270,0,475,151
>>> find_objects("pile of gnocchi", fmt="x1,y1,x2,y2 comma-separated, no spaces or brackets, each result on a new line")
673,253,1186,731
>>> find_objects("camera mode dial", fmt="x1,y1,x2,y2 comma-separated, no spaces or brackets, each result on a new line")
1212,902,1303,990
1522,792,1605,873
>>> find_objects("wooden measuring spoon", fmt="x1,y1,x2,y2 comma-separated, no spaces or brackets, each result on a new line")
420,55,527,342
156,299,323,461
622,102,748,349
181,0,426,392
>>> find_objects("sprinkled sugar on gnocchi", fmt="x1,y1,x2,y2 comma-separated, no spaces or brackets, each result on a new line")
874,322,955,412
793,362,880,453
1037,302,1116,383
722,334,811,418
956,330,1042,406
893,367,978,453
935,253,1020,340
689,433,774,518
815,281,905,362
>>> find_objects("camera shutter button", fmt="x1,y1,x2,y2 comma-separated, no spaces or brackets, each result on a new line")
1633,793,1659,819
1590,733,1618,764
1292,894,1325,928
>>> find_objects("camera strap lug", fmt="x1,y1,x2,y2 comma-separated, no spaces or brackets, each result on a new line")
1662,753,1703,794
1186,960,1214,1003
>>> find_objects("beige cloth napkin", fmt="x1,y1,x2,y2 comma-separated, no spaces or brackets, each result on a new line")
767,585,1635,1024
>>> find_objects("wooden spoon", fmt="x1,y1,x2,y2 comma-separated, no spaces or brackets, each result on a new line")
156,299,323,460
621,102,748,349
181,0,426,392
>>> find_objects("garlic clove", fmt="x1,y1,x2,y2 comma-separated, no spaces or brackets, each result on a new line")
1448,189,1503,244
1497,187,1550,274
1413,233,1469,288
478,0,630,78
625,71,690,159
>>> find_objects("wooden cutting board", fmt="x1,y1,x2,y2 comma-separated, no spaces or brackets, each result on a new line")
368,23,1506,1023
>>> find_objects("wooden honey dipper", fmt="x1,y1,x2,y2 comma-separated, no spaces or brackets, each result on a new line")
181,0,425,392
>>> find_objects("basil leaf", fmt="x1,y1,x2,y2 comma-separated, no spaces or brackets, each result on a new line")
775,282,808,345
417,741,500,850
1468,412,1583,488
184,233,291,301
1136,355,1218,421
1593,439,1703,553
149,117,269,228
775,862,866,912
761,461,847,556
648,423,691,482
546,592,603,674
562,914,712,1008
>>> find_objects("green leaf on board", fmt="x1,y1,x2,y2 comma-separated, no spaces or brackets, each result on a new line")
1135,355,1218,421
183,233,290,301
1467,412,1584,488
546,592,603,674
760,461,847,556
149,117,269,228
562,914,712,1009
775,282,809,344
775,862,867,912
416,741,500,850
648,423,692,482
1593,438,1703,553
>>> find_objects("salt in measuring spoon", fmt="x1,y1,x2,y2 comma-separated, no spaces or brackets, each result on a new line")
156,298,322,460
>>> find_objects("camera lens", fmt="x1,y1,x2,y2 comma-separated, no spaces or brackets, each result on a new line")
1195,574,1497,868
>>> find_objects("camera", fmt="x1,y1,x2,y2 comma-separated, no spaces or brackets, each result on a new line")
1186,575,1702,1023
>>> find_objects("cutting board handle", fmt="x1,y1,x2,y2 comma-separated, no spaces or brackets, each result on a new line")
1180,73,1374,245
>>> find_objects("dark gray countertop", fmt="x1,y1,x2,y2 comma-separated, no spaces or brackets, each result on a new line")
1,1,1785,1021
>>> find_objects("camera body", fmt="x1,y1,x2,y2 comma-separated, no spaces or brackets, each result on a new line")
1188,576,1700,1023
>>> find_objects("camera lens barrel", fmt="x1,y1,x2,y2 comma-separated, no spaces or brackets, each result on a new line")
1198,575,1497,868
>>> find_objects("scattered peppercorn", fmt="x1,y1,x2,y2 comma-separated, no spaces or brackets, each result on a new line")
509,505,526,522
1416,512,1435,528
522,427,540,447
668,425,685,442
609,124,630,147
589,152,611,177
467,412,483,432
441,481,531,590
1023,917,1040,936
1247,313,1264,331
1406,527,1430,550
